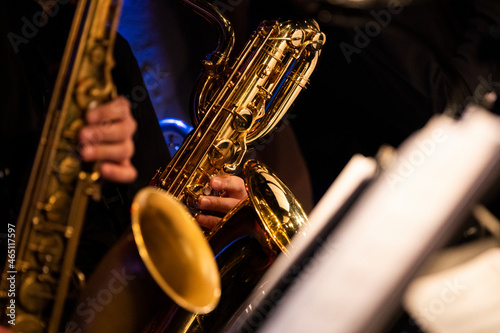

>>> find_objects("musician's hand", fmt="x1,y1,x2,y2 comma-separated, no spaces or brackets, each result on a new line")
196,174,248,230
0,326,13,333
480,91,497,110
79,96,138,183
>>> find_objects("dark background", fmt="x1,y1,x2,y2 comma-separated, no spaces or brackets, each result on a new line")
119,0,500,205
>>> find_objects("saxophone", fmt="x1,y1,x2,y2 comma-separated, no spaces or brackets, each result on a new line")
0,1,123,331
68,1,325,332
143,1,326,331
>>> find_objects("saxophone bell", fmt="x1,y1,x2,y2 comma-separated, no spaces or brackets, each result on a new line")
131,188,220,314
67,187,220,333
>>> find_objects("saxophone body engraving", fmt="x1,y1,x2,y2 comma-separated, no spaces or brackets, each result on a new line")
0,1,122,331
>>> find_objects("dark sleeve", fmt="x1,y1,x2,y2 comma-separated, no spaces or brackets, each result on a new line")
0,0,49,266
339,0,500,116
77,34,171,277
112,33,172,198
255,0,500,201
449,0,500,109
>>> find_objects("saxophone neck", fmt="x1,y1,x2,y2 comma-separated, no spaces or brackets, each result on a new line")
183,0,235,125
183,0,235,66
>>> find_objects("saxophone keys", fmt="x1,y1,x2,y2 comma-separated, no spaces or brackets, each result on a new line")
210,139,236,168
203,183,212,196
184,185,204,211
10,313,45,333
311,32,326,50
42,191,71,223
64,226,75,238
89,169,101,182
288,29,305,48
233,108,253,131
59,155,81,184
63,118,84,140
78,170,102,201
89,44,106,65
75,77,99,109
18,272,52,313
257,64,272,79
31,233,64,265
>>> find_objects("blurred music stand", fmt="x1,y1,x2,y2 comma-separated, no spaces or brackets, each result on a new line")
223,106,500,333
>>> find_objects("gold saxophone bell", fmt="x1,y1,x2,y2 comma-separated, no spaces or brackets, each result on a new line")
67,188,220,332
131,187,221,314
144,160,309,332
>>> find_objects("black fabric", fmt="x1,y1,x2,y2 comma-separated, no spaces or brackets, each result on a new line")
247,0,500,203
0,0,170,277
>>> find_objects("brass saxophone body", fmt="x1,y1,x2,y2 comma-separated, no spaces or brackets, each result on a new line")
0,0,123,332
150,1,325,205
143,1,326,331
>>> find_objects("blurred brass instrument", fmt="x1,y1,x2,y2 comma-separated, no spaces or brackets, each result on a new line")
0,1,122,332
